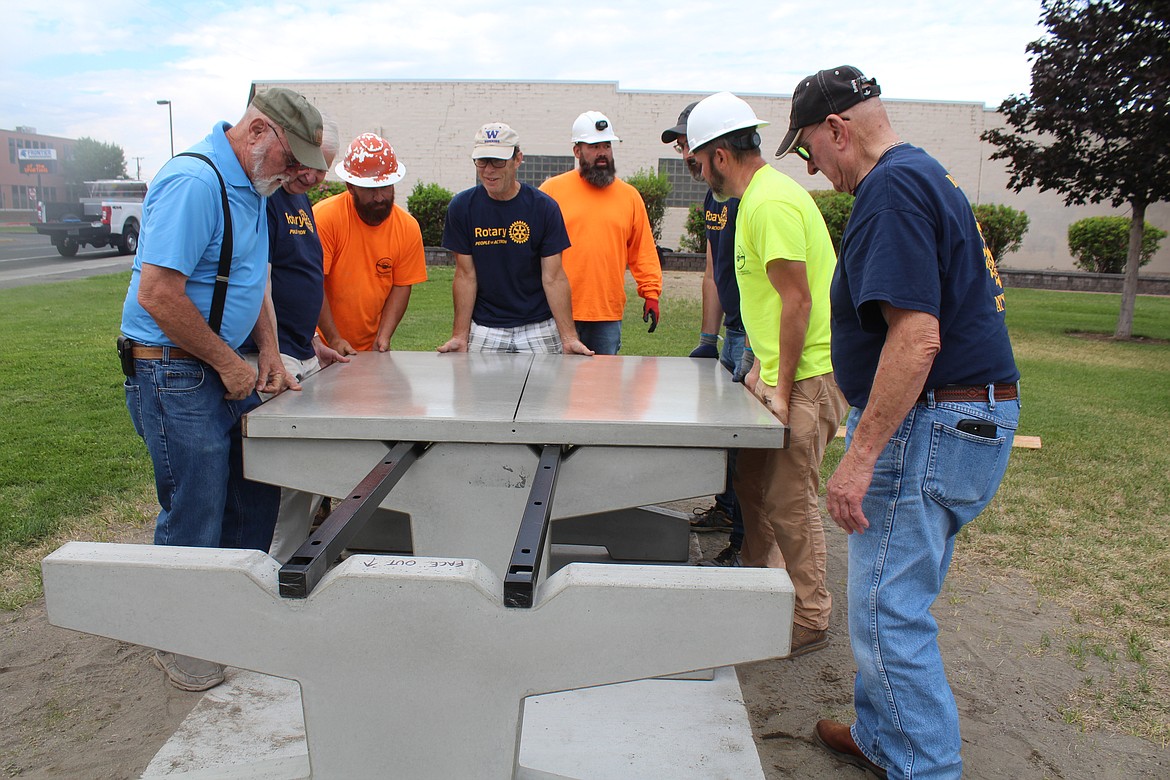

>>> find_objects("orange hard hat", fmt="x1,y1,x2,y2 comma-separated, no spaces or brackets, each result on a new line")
335,133,406,187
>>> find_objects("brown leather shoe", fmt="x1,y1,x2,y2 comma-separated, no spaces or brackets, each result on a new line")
788,624,829,657
814,720,887,779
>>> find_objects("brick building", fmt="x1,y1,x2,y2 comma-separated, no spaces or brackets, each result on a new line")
0,126,77,214
253,79,1169,275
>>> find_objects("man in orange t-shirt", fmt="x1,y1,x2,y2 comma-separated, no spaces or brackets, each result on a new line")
314,133,428,353
539,111,662,354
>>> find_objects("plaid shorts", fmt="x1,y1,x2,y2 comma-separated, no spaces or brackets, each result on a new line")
469,318,563,353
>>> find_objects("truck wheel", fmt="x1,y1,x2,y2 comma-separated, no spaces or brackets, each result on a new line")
119,222,140,255
58,237,80,257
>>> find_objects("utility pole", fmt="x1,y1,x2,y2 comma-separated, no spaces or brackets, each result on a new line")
130,156,144,180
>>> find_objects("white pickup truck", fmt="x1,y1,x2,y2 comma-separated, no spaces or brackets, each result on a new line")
33,180,147,257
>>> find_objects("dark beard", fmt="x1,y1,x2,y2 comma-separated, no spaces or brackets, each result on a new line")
578,157,616,188
354,194,393,226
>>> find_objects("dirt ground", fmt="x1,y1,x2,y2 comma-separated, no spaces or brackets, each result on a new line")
1,516,1167,779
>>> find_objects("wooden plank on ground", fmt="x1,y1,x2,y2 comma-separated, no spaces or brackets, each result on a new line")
834,427,1041,449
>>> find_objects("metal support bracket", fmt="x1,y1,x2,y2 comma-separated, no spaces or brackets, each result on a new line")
503,445,563,609
278,441,427,599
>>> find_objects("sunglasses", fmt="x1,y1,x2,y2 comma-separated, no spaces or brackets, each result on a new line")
793,119,837,162
267,123,307,172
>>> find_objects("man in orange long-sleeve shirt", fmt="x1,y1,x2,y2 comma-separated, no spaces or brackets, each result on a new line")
539,111,662,354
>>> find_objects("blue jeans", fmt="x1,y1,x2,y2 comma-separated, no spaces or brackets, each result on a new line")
716,327,747,548
845,393,1019,779
575,320,622,355
125,353,279,550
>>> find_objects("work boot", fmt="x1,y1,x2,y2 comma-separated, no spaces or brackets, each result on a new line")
689,505,733,533
789,625,830,657
698,544,741,567
152,650,226,692
814,719,887,778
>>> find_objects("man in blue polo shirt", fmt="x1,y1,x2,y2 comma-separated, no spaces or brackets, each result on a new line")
119,87,326,691
438,122,592,355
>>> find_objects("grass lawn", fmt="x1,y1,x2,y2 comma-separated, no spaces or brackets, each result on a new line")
0,270,1166,741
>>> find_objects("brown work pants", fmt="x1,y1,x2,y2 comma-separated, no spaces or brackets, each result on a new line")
735,372,848,631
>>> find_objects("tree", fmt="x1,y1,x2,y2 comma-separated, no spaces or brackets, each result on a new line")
972,203,1030,264
678,202,707,253
64,137,127,184
405,182,453,247
306,180,346,206
1068,216,1166,273
624,168,672,244
981,0,1170,338
808,190,854,251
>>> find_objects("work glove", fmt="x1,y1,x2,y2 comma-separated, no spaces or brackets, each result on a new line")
689,332,719,359
642,298,659,333
732,347,754,383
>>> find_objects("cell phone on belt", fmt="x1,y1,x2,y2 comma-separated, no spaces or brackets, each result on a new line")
117,336,136,378
957,419,997,438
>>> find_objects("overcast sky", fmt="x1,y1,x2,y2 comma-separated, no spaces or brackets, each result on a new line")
2,0,1045,181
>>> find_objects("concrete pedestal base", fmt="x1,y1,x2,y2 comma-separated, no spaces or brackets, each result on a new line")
140,666,762,779
44,543,792,779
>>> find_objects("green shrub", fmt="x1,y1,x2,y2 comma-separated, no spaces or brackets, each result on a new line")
1067,216,1166,274
624,167,672,243
972,203,1030,263
678,202,707,254
306,180,346,206
406,182,455,247
809,190,854,251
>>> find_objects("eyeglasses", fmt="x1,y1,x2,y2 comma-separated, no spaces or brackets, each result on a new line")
672,140,688,154
267,123,307,171
474,155,513,169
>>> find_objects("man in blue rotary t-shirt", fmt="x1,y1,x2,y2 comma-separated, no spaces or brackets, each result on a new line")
242,118,351,564
438,123,593,355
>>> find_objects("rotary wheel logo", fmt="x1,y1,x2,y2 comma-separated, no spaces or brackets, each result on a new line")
508,220,531,244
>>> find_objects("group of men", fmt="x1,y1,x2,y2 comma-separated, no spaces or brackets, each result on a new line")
119,65,1019,779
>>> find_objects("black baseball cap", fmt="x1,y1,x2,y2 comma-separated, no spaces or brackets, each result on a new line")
661,101,699,143
775,66,881,157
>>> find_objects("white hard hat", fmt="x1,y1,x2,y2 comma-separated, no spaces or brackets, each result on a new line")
686,92,769,153
571,111,621,144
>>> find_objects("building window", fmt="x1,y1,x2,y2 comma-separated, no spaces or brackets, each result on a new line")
659,158,708,208
518,155,575,188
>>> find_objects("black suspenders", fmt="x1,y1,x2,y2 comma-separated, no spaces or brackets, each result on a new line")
176,152,233,335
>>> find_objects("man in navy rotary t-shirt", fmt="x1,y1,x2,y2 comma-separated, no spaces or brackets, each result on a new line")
438,123,593,355
778,66,1019,779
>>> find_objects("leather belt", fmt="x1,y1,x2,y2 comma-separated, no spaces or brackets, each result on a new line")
919,384,1018,403
131,345,197,360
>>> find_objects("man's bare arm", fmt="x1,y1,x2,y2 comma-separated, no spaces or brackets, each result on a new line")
826,305,940,534
137,263,256,400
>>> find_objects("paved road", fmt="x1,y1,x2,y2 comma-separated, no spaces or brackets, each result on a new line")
0,232,134,290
